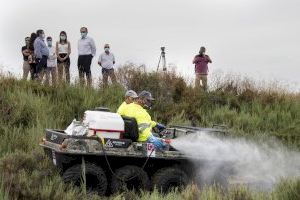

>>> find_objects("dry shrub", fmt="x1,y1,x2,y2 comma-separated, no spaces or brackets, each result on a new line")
180,184,200,200
0,151,58,199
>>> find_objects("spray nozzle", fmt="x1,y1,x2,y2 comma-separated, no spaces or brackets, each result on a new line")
163,139,172,144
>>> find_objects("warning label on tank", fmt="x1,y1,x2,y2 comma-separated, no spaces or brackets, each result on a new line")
147,143,156,157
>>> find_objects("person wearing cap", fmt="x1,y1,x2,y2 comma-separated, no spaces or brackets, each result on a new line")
122,90,166,149
98,44,117,87
117,90,138,115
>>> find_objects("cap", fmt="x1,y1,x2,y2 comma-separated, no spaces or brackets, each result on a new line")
138,90,155,100
125,90,138,98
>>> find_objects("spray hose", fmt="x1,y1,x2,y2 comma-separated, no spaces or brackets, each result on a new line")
97,136,154,182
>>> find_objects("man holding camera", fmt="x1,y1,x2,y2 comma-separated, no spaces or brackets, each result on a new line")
193,46,212,91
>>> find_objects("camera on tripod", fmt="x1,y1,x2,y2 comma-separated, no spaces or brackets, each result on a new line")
157,47,167,72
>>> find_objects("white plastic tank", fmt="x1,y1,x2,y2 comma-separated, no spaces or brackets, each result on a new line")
83,111,125,139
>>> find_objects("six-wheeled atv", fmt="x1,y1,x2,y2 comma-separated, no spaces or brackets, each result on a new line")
40,109,228,195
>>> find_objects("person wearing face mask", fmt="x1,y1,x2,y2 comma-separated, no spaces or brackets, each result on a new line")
122,91,166,150
98,44,117,87
21,36,31,80
34,29,49,82
56,31,71,84
193,46,212,91
44,36,57,85
77,27,96,87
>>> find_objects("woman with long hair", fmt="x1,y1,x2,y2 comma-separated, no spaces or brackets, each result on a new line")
28,32,37,80
56,31,71,83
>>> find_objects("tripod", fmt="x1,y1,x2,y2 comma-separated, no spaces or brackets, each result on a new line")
156,47,167,72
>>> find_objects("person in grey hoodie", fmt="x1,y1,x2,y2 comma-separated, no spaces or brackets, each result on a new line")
34,29,49,81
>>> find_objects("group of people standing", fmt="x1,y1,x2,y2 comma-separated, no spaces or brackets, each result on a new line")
22,27,212,90
21,27,117,86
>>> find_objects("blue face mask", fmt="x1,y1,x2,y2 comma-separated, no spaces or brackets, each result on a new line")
47,41,52,46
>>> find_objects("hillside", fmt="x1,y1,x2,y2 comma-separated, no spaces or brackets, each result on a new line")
0,66,299,199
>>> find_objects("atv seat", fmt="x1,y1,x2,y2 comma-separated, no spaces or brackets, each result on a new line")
122,116,139,142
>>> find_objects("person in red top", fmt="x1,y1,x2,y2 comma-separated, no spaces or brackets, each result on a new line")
193,46,212,91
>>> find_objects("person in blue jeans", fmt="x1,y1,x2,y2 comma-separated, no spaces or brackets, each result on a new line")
34,29,49,82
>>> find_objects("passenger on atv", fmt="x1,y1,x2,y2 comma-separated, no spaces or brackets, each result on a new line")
120,90,166,150
117,90,138,115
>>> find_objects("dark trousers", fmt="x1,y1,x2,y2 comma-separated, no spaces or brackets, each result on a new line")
36,56,48,73
36,56,48,82
29,63,37,80
78,54,93,86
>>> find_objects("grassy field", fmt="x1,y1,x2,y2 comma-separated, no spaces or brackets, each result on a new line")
0,66,299,199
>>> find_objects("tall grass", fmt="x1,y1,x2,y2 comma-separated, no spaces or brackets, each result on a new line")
0,65,299,199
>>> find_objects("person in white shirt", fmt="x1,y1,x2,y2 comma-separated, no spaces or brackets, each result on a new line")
98,44,117,87
56,31,71,84
77,27,96,87
45,36,57,85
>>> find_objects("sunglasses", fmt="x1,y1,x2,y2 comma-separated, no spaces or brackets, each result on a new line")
80,31,86,33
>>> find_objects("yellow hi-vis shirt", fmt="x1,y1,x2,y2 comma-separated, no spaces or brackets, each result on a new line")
151,121,157,128
117,101,130,116
123,103,153,142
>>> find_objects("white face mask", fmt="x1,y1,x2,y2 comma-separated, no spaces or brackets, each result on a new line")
41,34,45,39
104,47,110,52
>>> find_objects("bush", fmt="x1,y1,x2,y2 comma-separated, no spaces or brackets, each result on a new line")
0,65,299,198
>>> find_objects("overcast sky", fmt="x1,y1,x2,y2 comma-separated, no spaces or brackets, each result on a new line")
0,0,299,90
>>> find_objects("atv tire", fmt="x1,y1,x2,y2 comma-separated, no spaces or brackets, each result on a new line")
63,163,107,196
110,165,150,194
152,167,189,193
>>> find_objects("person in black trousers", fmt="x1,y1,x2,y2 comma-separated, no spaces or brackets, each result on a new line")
77,27,96,86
